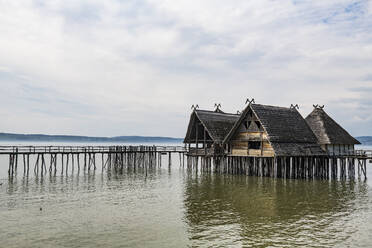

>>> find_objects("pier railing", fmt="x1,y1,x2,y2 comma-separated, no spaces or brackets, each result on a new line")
355,149,372,157
0,145,187,154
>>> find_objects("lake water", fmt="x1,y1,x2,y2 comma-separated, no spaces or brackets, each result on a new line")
0,143,371,247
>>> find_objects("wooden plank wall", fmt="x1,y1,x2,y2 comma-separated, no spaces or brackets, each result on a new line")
231,131,274,157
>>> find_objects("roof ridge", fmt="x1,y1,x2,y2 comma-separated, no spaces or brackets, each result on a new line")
195,109,239,116
315,109,332,143
305,108,360,144
251,103,294,110
224,103,319,144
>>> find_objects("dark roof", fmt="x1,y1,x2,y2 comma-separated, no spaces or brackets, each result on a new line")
224,104,325,156
225,104,319,144
305,108,360,145
184,109,239,144
252,104,320,143
270,143,325,156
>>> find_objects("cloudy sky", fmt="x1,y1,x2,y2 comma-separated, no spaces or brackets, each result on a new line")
0,0,371,137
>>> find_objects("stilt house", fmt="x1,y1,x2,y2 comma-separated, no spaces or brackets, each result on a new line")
183,102,367,180
223,104,325,157
184,108,239,156
305,106,360,155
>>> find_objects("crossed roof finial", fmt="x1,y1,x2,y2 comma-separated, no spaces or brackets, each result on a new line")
313,104,324,109
214,103,221,110
245,98,255,105
290,104,299,110
191,104,199,110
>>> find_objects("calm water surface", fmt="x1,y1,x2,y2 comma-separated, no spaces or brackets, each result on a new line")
0,143,371,247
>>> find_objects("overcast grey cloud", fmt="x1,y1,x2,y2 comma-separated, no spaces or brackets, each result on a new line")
0,0,372,137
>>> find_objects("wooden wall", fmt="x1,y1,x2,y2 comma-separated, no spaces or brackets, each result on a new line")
325,144,355,155
229,112,275,157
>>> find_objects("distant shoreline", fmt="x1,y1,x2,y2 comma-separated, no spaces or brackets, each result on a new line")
0,132,370,145
356,136,372,146
0,132,183,143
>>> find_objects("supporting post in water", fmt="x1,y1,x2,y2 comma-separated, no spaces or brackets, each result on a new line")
23,154,26,174
72,153,74,169
84,153,87,170
168,152,171,167
8,154,12,176
34,154,40,175
61,154,64,175
77,154,80,171
15,149,18,173
49,154,53,173
27,154,30,175
66,153,69,175
40,154,44,175
93,153,96,170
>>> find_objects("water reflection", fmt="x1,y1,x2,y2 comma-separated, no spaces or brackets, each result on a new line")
1,165,371,247
183,174,369,247
1,168,165,210
0,167,189,248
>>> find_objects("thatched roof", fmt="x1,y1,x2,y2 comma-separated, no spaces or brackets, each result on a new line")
270,143,325,156
224,104,325,156
305,107,360,145
184,109,240,144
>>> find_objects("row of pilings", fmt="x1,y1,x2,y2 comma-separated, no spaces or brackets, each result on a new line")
6,148,368,180
185,155,368,180
7,146,185,177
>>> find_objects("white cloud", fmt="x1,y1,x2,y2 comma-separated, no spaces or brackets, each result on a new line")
368,0,372,15
0,0,371,137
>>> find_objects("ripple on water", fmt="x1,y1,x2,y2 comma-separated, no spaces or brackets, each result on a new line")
0,169,371,247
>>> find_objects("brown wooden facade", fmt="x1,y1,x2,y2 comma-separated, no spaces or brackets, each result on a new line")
223,103,325,158
226,109,274,157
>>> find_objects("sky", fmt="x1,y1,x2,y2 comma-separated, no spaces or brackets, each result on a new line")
0,0,372,138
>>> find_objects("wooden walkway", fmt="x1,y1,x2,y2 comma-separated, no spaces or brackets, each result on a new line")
1,145,370,180
1,145,186,176
0,145,186,154
354,150,372,159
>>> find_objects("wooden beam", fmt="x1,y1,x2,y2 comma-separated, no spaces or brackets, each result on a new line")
204,128,206,154
260,132,263,156
196,121,198,149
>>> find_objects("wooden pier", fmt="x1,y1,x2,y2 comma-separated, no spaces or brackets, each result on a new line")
1,145,186,176
184,150,371,180
1,145,370,180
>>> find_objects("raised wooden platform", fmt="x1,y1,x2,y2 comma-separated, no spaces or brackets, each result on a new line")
2,145,370,180
187,148,372,159
1,145,186,176
0,145,186,155
185,149,371,180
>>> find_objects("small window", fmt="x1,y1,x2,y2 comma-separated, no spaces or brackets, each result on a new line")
255,121,261,129
248,141,261,149
244,121,250,130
